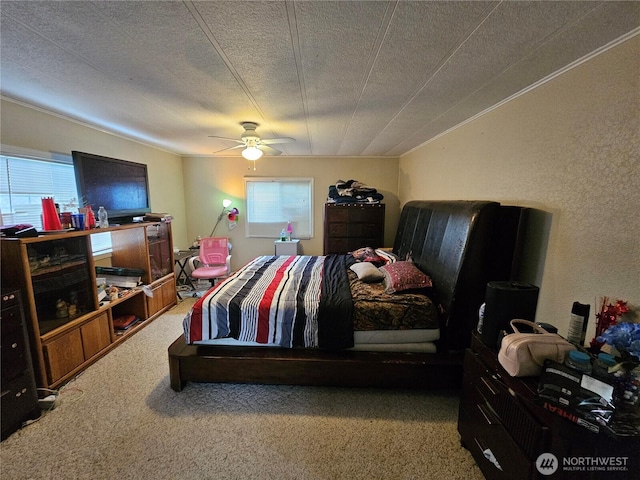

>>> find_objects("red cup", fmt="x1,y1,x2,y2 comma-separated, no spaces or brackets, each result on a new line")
41,197,62,230
60,212,73,229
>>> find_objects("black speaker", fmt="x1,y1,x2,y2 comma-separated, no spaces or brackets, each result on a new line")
479,281,539,348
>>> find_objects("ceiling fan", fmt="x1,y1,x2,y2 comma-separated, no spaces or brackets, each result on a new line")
209,122,294,160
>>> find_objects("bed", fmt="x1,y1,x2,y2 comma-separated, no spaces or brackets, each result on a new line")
169,200,527,391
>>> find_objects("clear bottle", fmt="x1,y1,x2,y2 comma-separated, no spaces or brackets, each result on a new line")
98,206,109,228
280,228,287,241
592,352,616,380
564,350,592,374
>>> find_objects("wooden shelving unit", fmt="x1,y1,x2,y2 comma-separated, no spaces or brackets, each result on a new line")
1,222,177,390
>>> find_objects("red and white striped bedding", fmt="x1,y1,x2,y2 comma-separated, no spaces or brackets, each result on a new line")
183,255,353,349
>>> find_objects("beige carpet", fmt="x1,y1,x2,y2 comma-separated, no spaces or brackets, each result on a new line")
0,298,484,480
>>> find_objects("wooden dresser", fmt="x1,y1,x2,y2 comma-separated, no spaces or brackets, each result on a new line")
458,331,639,479
323,203,385,254
1,290,40,440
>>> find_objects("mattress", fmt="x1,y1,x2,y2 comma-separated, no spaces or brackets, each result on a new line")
184,254,440,352
353,328,439,344
194,328,439,347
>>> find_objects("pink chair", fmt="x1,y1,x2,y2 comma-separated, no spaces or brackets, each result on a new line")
188,237,231,292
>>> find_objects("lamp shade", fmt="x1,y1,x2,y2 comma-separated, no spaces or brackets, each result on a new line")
242,146,263,161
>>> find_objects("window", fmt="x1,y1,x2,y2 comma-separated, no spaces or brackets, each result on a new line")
245,177,313,238
0,146,111,254
0,151,79,228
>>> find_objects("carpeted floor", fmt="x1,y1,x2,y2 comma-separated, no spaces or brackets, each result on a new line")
0,298,484,480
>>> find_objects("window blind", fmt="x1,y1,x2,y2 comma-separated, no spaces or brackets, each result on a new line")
0,155,78,228
0,150,112,254
245,177,313,238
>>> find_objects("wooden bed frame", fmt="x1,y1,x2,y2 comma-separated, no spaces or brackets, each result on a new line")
169,200,527,391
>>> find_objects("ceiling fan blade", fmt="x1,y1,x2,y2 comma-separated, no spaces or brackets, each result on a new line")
259,145,282,156
213,144,245,154
208,135,245,144
260,137,295,145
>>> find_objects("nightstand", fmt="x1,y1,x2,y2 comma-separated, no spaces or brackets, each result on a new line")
274,239,300,256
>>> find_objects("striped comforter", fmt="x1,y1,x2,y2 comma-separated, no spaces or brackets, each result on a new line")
184,255,354,349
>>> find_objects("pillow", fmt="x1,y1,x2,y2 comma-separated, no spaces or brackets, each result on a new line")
350,262,384,283
379,261,432,294
349,246,385,266
375,248,399,264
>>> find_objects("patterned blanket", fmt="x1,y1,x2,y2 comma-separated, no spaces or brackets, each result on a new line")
184,255,354,349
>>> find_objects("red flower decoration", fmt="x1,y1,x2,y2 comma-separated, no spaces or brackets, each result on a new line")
591,298,630,351
227,207,239,222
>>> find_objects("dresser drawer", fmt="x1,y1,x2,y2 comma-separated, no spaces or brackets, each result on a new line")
1,374,40,439
1,305,24,337
463,349,549,458
1,329,29,384
459,376,536,479
329,223,383,238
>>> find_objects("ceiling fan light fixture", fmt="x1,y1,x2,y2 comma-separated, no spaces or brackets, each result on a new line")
242,146,263,161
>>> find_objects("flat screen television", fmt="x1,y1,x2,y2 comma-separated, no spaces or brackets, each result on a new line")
72,151,151,224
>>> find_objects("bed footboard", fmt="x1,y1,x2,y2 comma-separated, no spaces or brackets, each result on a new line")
168,335,462,392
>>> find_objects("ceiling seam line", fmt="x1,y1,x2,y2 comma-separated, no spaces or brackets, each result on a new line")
285,1,311,156
183,1,267,122
373,0,505,155
400,27,640,158
336,0,399,156
387,0,617,155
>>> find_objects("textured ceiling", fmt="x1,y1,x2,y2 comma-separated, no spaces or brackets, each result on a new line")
1,1,639,157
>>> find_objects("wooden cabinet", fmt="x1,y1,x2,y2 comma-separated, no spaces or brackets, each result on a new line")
147,222,173,281
1,222,177,390
458,331,640,479
42,329,85,385
323,203,385,254
42,312,112,385
1,290,40,440
146,276,176,318
80,312,111,358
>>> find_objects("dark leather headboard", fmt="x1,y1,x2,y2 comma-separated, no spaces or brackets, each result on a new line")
393,201,526,352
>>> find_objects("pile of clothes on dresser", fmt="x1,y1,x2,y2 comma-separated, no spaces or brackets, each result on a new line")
326,179,384,204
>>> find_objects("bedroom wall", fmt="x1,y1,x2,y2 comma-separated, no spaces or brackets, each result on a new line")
180,155,399,270
398,35,639,342
0,97,400,275
0,98,188,249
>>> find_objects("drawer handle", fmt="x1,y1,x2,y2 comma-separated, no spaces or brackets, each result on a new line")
477,403,498,426
12,342,18,349
480,376,498,396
